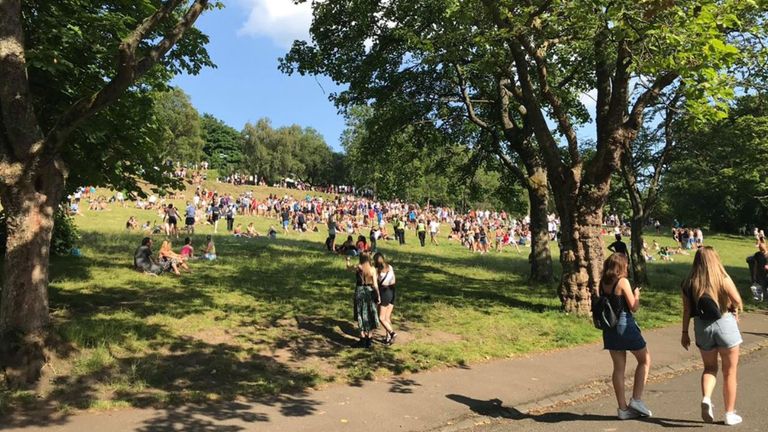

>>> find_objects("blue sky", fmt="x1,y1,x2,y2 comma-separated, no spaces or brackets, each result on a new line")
172,1,347,150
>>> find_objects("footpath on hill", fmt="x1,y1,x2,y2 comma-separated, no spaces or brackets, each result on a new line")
5,313,768,432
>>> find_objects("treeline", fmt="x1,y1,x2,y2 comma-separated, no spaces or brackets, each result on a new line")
152,88,345,186
154,88,524,211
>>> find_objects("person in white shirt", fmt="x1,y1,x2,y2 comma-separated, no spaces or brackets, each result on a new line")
429,219,440,246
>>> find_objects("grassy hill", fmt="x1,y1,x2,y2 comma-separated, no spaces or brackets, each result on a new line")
1,180,764,414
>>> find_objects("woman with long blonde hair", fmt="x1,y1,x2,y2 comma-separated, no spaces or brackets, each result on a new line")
599,253,652,420
681,246,743,425
158,240,190,275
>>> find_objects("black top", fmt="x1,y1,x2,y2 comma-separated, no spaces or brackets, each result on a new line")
682,284,722,319
753,252,768,285
603,279,628,315
608,240,628,256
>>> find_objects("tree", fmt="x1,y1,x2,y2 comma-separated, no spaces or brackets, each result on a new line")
620,92,682,286
0,0,217,385
154,88,205,164
662,94,768,232
282,0,555,283
284,0,763,311
240,118,336,186
201,113,244,172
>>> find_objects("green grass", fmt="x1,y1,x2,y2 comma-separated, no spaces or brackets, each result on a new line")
1,182,764,414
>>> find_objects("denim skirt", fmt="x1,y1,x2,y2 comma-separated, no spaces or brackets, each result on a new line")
603,312,647,351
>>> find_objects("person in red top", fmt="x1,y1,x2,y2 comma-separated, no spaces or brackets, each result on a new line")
180,237,195,259
356,235,369,253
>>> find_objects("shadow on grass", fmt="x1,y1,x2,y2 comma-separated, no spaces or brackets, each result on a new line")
4,231,763,428
445,394,705,428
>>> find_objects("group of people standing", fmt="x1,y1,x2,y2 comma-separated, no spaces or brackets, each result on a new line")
601,247,744,425
346,252,398,348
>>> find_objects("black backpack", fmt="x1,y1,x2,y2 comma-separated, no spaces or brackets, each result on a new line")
592,291,618,330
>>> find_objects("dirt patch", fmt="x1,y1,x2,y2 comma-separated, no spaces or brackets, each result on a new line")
192,328,237,345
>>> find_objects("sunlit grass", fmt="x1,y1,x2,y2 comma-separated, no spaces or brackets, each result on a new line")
1,182,764,413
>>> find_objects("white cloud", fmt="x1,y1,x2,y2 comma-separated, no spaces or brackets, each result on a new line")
238,0,313,48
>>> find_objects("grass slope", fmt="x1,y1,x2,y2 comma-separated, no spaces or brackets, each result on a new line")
1,182,764,414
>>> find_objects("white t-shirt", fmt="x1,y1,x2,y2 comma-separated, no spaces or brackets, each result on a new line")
429,221,440,233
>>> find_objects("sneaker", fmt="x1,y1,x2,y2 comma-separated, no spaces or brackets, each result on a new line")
618,407,640,420
701,398,714,423
724,412,742,426
389,332,397,345
629,398,653,417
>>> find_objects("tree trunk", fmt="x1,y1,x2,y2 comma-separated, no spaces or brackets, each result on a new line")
527,170,552,283
557,192,607,314
629,212,649,286
0,163,65,386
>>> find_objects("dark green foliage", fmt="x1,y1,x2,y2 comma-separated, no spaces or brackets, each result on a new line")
661,95,768,231
22,0,215,195
201,113,244,172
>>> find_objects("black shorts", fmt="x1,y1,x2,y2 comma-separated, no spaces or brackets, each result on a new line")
185,217,195,226
168,217,177,227
380,285,396,306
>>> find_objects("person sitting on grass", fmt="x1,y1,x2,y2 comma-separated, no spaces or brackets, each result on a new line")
659,246,673,262
180,237,195,260
246,222,261,238
356,235,369,254
133,237,162,275
268,226,277,239
158,240,190,275
126,216,139,230
233,223,245,237
142,220,152,233
336,235,357,256
202,235,217,260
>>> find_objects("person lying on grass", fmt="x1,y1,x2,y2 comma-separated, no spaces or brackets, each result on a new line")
134,237,163,275
158,240,191,275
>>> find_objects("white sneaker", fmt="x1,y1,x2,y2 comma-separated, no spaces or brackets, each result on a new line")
618,407,640,420
701,398,714,423
725,412,743,426
629,398,653,417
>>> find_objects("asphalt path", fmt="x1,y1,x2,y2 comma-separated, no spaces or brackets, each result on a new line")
460,347,768,432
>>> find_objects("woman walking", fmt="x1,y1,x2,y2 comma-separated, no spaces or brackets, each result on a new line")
347,252,380,348
600,253,652,420
681,246,744,425
374,253,397,345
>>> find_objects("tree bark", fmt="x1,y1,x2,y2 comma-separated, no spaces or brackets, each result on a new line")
629,211,649,286
527,170,552,283
0,162,65,386
558,192,607,314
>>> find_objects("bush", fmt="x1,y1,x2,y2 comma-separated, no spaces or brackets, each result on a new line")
0,207,80,256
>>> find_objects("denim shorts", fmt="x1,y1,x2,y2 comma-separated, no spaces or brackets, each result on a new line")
694,313,742,351
603,312,647,351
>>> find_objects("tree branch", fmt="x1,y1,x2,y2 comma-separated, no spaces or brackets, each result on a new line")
517,35,580,166
454,64,492,130
46,0,210,149
626,72,679,131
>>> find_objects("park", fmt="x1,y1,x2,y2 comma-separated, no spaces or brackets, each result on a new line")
2,1,768,431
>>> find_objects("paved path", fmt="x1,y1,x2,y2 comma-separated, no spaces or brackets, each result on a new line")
460,340,768,432
3,313,768,432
